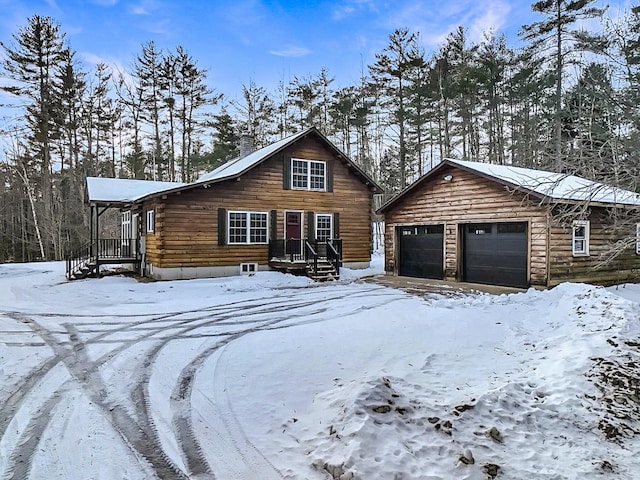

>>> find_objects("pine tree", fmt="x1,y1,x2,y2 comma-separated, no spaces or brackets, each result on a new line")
134,41,165,179
208,106,240,166
520,0,606,170
82,62,116,176
1,15,69,258
232,80,275,146
369,28,424,187
174,46,217,181
476,32,512,164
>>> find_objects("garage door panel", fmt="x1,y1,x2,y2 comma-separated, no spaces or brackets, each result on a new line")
464,222,528,288
398,225,444,279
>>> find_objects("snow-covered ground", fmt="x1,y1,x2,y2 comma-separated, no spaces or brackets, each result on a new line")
1,257,639,479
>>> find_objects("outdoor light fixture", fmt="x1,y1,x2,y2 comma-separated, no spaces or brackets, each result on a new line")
443,174,453,182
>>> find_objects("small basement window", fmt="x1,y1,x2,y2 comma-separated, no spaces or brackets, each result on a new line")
240,262,258,275
572,220,590,256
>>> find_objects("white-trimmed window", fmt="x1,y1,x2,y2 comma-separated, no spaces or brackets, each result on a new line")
146,209,155,234
572,220,590,256
292,158,326,191
636,223,640,254
228,211,268,244
316,214,333,240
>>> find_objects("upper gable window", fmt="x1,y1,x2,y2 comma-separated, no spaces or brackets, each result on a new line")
292,159,326,191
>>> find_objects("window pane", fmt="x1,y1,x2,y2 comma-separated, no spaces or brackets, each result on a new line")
250,213,267,243
316,215,332,240
292,160,308,189
574,226,585,238
310,161,325,190
574,239,585,252
229,213,247,243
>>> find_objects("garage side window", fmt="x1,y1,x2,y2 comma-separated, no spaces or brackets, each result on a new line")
572,220,590,256
146,209,155,234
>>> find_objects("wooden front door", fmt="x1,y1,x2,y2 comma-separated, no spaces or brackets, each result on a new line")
285,211,302,255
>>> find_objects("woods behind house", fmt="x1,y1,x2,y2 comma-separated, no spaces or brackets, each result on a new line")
1,1,640,263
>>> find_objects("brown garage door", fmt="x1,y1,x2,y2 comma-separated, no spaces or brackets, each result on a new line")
463,222,528,288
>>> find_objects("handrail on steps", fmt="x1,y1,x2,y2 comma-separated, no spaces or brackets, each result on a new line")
305,240,318,274
326,241,340,276
66,240,95,279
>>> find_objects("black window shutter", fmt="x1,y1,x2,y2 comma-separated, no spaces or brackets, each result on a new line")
283,155,291,190
270,210,277,242
218,208,227,246
333,212,340,238
307,211,315,240
326,160,333,192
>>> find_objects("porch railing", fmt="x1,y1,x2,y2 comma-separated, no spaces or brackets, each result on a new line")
66,238,140,279
269,238,306,262
96,238,138,259
269,237,342,274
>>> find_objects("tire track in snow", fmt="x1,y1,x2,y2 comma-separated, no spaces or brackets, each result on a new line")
2,293,336,479
171,290,408,479
1,314,187,480
0,284,396,479
0,294,297,471
135,298,331,478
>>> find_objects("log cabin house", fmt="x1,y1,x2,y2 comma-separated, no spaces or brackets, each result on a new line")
379,159,640,288
68,127,382,281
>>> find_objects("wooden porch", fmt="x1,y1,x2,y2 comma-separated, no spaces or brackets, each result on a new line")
268,238,342,281
66,238,140,280
66,199,141,280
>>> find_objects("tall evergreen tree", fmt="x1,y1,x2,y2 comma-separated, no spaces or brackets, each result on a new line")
1,15,69,258
134,41,165,179
520,0,606,170
232,80,275,147
174,46,217,181
369,28,424,187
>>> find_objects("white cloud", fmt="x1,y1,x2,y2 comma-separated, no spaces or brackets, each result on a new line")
268,45,311,58
331,0,379,21
129,4,149,15
468,0,511,43
90,0,118,5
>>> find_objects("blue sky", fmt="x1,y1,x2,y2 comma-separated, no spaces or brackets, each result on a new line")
0,0,629,105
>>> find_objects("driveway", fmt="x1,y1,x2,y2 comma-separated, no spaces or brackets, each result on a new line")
361,274,527,297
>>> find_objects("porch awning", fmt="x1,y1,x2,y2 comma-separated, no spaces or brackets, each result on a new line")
86,177,186,205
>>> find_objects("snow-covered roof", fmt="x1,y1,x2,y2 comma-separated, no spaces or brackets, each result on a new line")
448,159,640,206
87,128,381,205
86,177,186,204
196,129,310,183
379,158,640,213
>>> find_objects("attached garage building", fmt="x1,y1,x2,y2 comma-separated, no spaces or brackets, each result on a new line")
378,159,640,288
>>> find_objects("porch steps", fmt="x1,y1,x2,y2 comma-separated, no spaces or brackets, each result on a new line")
307,259,339,282
68,261,97,280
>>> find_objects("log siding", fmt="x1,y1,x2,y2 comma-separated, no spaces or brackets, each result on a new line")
383,163,640,287
547,207,640,286
142,136,373,269
384,166,550,286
